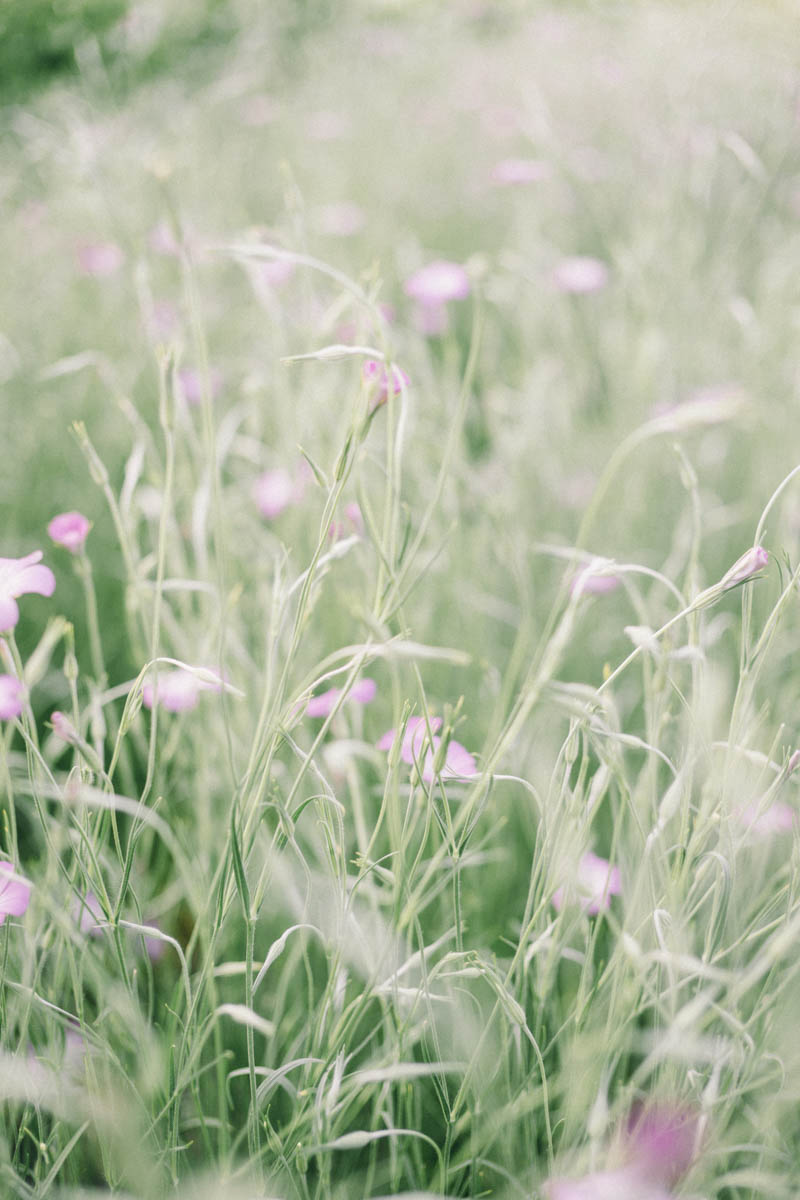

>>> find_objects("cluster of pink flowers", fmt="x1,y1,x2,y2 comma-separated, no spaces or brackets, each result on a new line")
377,715,478,783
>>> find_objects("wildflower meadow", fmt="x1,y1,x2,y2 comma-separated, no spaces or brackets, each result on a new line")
3,2,800,1197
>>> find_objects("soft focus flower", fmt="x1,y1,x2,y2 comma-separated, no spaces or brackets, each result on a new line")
552,851,621,914
50,710,79,743
177,366,223,407
0,551,56,632
142,667,223,714
329,502,364,542
74,890,105,936
720,545,768,588
626,1103,698,1187
315,203,366,237
570,560,620,598
77,242,124,277
0,675,23,720
552,255,609,294
259,259,295,288
0,862,31,925
306,677,377,718
253,468,295,519
362,358,410,406
546,1167,671,1200
735,801,794,838
48,511,90,554
404,260,471,305
148,221,180,256
377,716,478,782
490,157,551,185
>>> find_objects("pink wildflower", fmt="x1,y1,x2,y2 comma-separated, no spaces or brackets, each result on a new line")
405,260,471,306
142,667,223,714
0,551,56,632
421,737,478,783
552,851,621,915
253,468,295,520
736,801,794,838
570,561,620,598
177,367,223,407
306,677,377,718
490,157,551,185
378,716,477,781
552,256,609,294
626,1102,698,1187
0,862,31,925
74,891,105,936
377,715,443,761
50,711,79,743
720,546,768,588
48,511,91,554
77,242,124,277
0,675,23,720
362,358,410,406
316,203,366,237
259,259,295,288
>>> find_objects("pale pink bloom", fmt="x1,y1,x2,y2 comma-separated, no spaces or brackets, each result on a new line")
378,715,443,762
414,301,450,336
48,511,90,554
736,801,794,838
142,667,223,714
50,710,79,742
552,256,609,294
0,862,32,925
74,891,104,936
177,366,223,407
306,677,377,718
307,110,350,141
259,259,295,288
421,737,478,783
721,546,768,588
345,502,364,535
546,1167,671,1200
77,242,124,277
329,502,364,542
253,468,294,519
405,260,471,305
0,551,56,632
316,203,366,237
362,358,410,406
148,221,180,256
552,851,621,915
626,1103,698,1186
490,157,551,185
0,675,23,720
570,562,620,598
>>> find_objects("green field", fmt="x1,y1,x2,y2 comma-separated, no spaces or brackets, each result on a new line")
3,2,800,1196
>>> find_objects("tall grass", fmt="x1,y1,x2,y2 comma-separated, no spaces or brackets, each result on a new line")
3,3,800,1197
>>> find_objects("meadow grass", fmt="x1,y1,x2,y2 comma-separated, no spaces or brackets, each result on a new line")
3,2,800,1197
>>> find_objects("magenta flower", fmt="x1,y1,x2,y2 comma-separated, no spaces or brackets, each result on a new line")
306,677,377,718
377,715,443,761
626,1103,698,1187
142,667,223,714
0,551,56,633
48,511,91,554
362,358,410,406
253,468,295,520
377,716,478,781
552,255,609,294
405,260,471,305
177,366,223,407
0,675,23,720
720,546,768,588
0,862,31,925
77,241,124,277
552,851,621,915
490,157,551,185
